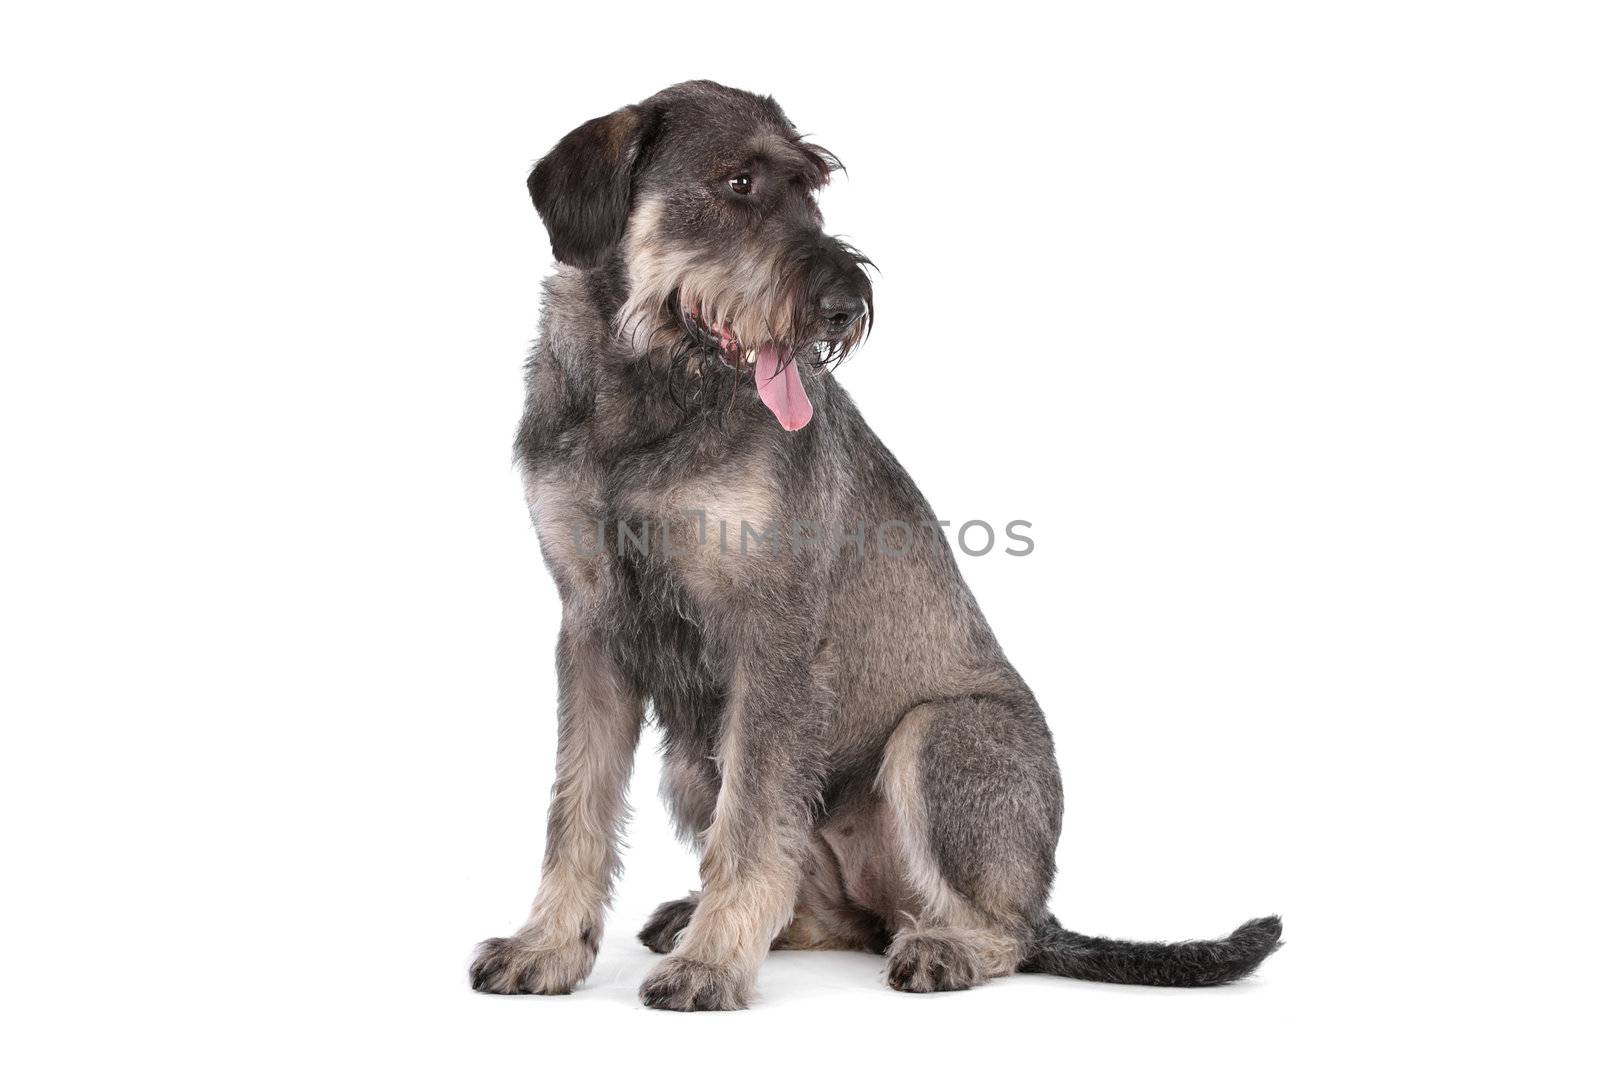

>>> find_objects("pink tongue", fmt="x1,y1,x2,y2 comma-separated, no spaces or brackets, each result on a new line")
754,343,813,431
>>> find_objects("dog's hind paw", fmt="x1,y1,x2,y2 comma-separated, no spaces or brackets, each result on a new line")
637,894,699,954
885,930,986,994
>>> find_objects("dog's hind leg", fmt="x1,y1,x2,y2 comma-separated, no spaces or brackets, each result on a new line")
875,698,1064,993
772,835,892,952
642,838,890,956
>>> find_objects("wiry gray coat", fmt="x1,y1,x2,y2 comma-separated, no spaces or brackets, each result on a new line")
471,81,1281,1011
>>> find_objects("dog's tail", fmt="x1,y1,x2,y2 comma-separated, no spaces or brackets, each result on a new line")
1020,914,1283,987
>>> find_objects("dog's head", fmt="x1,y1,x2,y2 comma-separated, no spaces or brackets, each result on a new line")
529,81,873,431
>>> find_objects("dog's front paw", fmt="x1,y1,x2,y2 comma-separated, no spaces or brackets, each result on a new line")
469,931,598,995
639,956,748,1011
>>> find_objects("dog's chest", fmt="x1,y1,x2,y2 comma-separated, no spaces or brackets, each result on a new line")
525,446,778,614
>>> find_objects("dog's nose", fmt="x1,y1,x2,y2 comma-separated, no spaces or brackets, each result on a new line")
819,292,867,333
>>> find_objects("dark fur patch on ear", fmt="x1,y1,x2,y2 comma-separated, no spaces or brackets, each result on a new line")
529,105,658,268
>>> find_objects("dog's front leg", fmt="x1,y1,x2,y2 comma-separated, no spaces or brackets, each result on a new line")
639,634,825,1011
471,623,643,994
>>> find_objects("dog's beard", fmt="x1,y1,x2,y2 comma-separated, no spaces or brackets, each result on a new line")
623,289,828,432
628,288,868,432
619,201,870,431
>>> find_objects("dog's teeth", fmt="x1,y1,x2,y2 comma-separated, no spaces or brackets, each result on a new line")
745,350,757,364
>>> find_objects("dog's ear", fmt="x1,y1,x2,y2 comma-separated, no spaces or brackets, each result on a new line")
529,104,658,269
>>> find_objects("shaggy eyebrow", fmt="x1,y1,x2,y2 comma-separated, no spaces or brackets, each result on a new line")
743,135,836,186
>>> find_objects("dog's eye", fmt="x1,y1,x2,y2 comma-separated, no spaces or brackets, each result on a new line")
727,174,753,195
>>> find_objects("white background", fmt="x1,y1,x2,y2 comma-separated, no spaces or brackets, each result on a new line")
3,2,1596,1063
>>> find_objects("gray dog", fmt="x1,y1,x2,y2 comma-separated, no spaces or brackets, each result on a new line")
470,80,1281,1011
